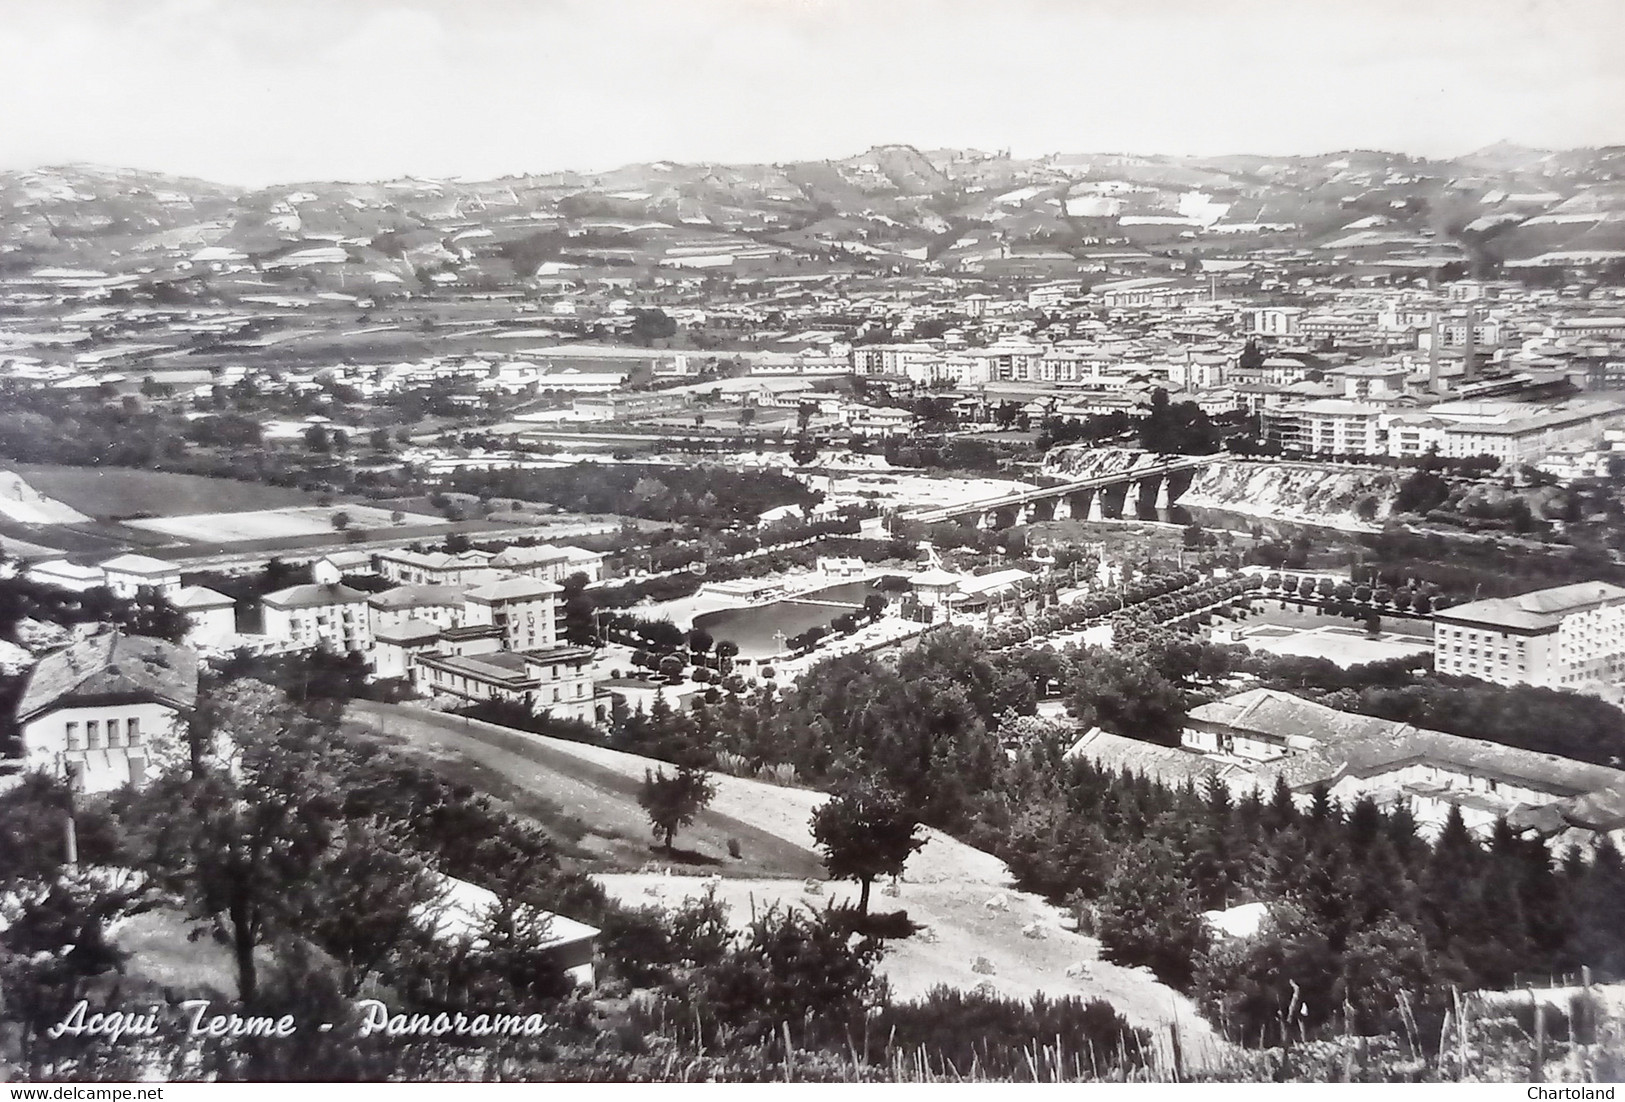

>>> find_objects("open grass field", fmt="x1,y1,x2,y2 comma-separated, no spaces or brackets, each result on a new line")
344,700,1224,1065
125,503,447,543
1241,601,1435,639
1223,621,1433,667
14,464,317,519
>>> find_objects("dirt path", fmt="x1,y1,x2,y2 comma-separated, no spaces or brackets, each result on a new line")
347,701,1227,1066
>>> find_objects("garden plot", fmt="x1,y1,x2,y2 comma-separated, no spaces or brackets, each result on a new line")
125,504,446,543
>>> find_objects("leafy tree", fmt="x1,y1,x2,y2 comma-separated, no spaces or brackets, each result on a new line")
809,781,926,914
697,903,885,1043
1336,913,1439,1035
124,692,347,1002
1095,839,1210,986
1192,900,1338,1044
305,819,441,997
637,764,716,852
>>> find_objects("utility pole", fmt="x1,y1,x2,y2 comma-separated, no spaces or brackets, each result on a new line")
62,772,78,870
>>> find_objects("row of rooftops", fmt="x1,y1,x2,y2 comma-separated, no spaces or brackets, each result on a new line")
1071,685,1625,840
262,573,564,611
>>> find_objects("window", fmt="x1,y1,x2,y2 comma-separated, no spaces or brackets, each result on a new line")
105,718,121,746
65,721,81,750
126,717,141,745
86,720,101,749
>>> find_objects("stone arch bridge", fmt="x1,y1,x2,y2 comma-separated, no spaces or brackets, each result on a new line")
900,453,1224,530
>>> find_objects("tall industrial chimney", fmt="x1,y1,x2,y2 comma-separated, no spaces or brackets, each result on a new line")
1461,305,1477,383
1428,313,1442,393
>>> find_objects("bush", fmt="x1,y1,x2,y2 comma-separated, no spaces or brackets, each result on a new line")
696,904,886,1043
826,906,919,940
865,986,1150,1079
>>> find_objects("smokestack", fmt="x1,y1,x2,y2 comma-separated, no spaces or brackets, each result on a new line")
1462,305,1477,383
1428,314,1442,394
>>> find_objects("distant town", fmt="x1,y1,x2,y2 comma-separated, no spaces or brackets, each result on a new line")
2,143,1624,1082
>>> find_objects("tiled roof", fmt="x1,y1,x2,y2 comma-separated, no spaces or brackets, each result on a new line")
1065,727,1235,787
262,582,370,609
367,584,467,610
464,576,562,602
99,554,176,574
1435,581,1625,631
1192,688,1625,797
170,585,234,610
16,630,198,721
373,618,443,645
489,543,599,567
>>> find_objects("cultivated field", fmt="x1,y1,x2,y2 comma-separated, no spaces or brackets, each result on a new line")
125,504,446,543
0,469,89,524
346,701,1224,1064
13,464,317,518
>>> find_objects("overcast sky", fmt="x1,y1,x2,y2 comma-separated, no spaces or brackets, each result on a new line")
2,0,1621,186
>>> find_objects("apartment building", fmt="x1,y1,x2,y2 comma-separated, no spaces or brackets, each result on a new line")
1246,306,1304,337
261,582,372,653
375,549,496,586
488,543,606,585
1430,399,1625,467
412,644,599,725
1263,399,1384,455
171,585,237,648
1433,581,1625,695
368,584,468,637
463,576,564,652
99,554,183,600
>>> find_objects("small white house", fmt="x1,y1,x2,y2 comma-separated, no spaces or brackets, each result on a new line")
25,560,106,592
413,873,599,988
171,586,237,648
99,554,182,600
12,630,199,793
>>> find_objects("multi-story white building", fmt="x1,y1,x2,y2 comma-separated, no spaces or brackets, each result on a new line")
1419,317,1503,351
374,549,497,586
261,582,373,653
1264,399,1385,455
1433,581,1625,696
412,643,600,726
1246,306,1304,338
487,544,605,585
463,576,563,653
850,342,942,378
1430,399,1625,468
25,560,107,592
367,584,468,638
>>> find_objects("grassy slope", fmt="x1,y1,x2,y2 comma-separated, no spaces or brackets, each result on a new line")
345,701,1224,1065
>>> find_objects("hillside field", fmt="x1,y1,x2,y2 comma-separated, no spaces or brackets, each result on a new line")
13,465,319,519
345,701,1224,1065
